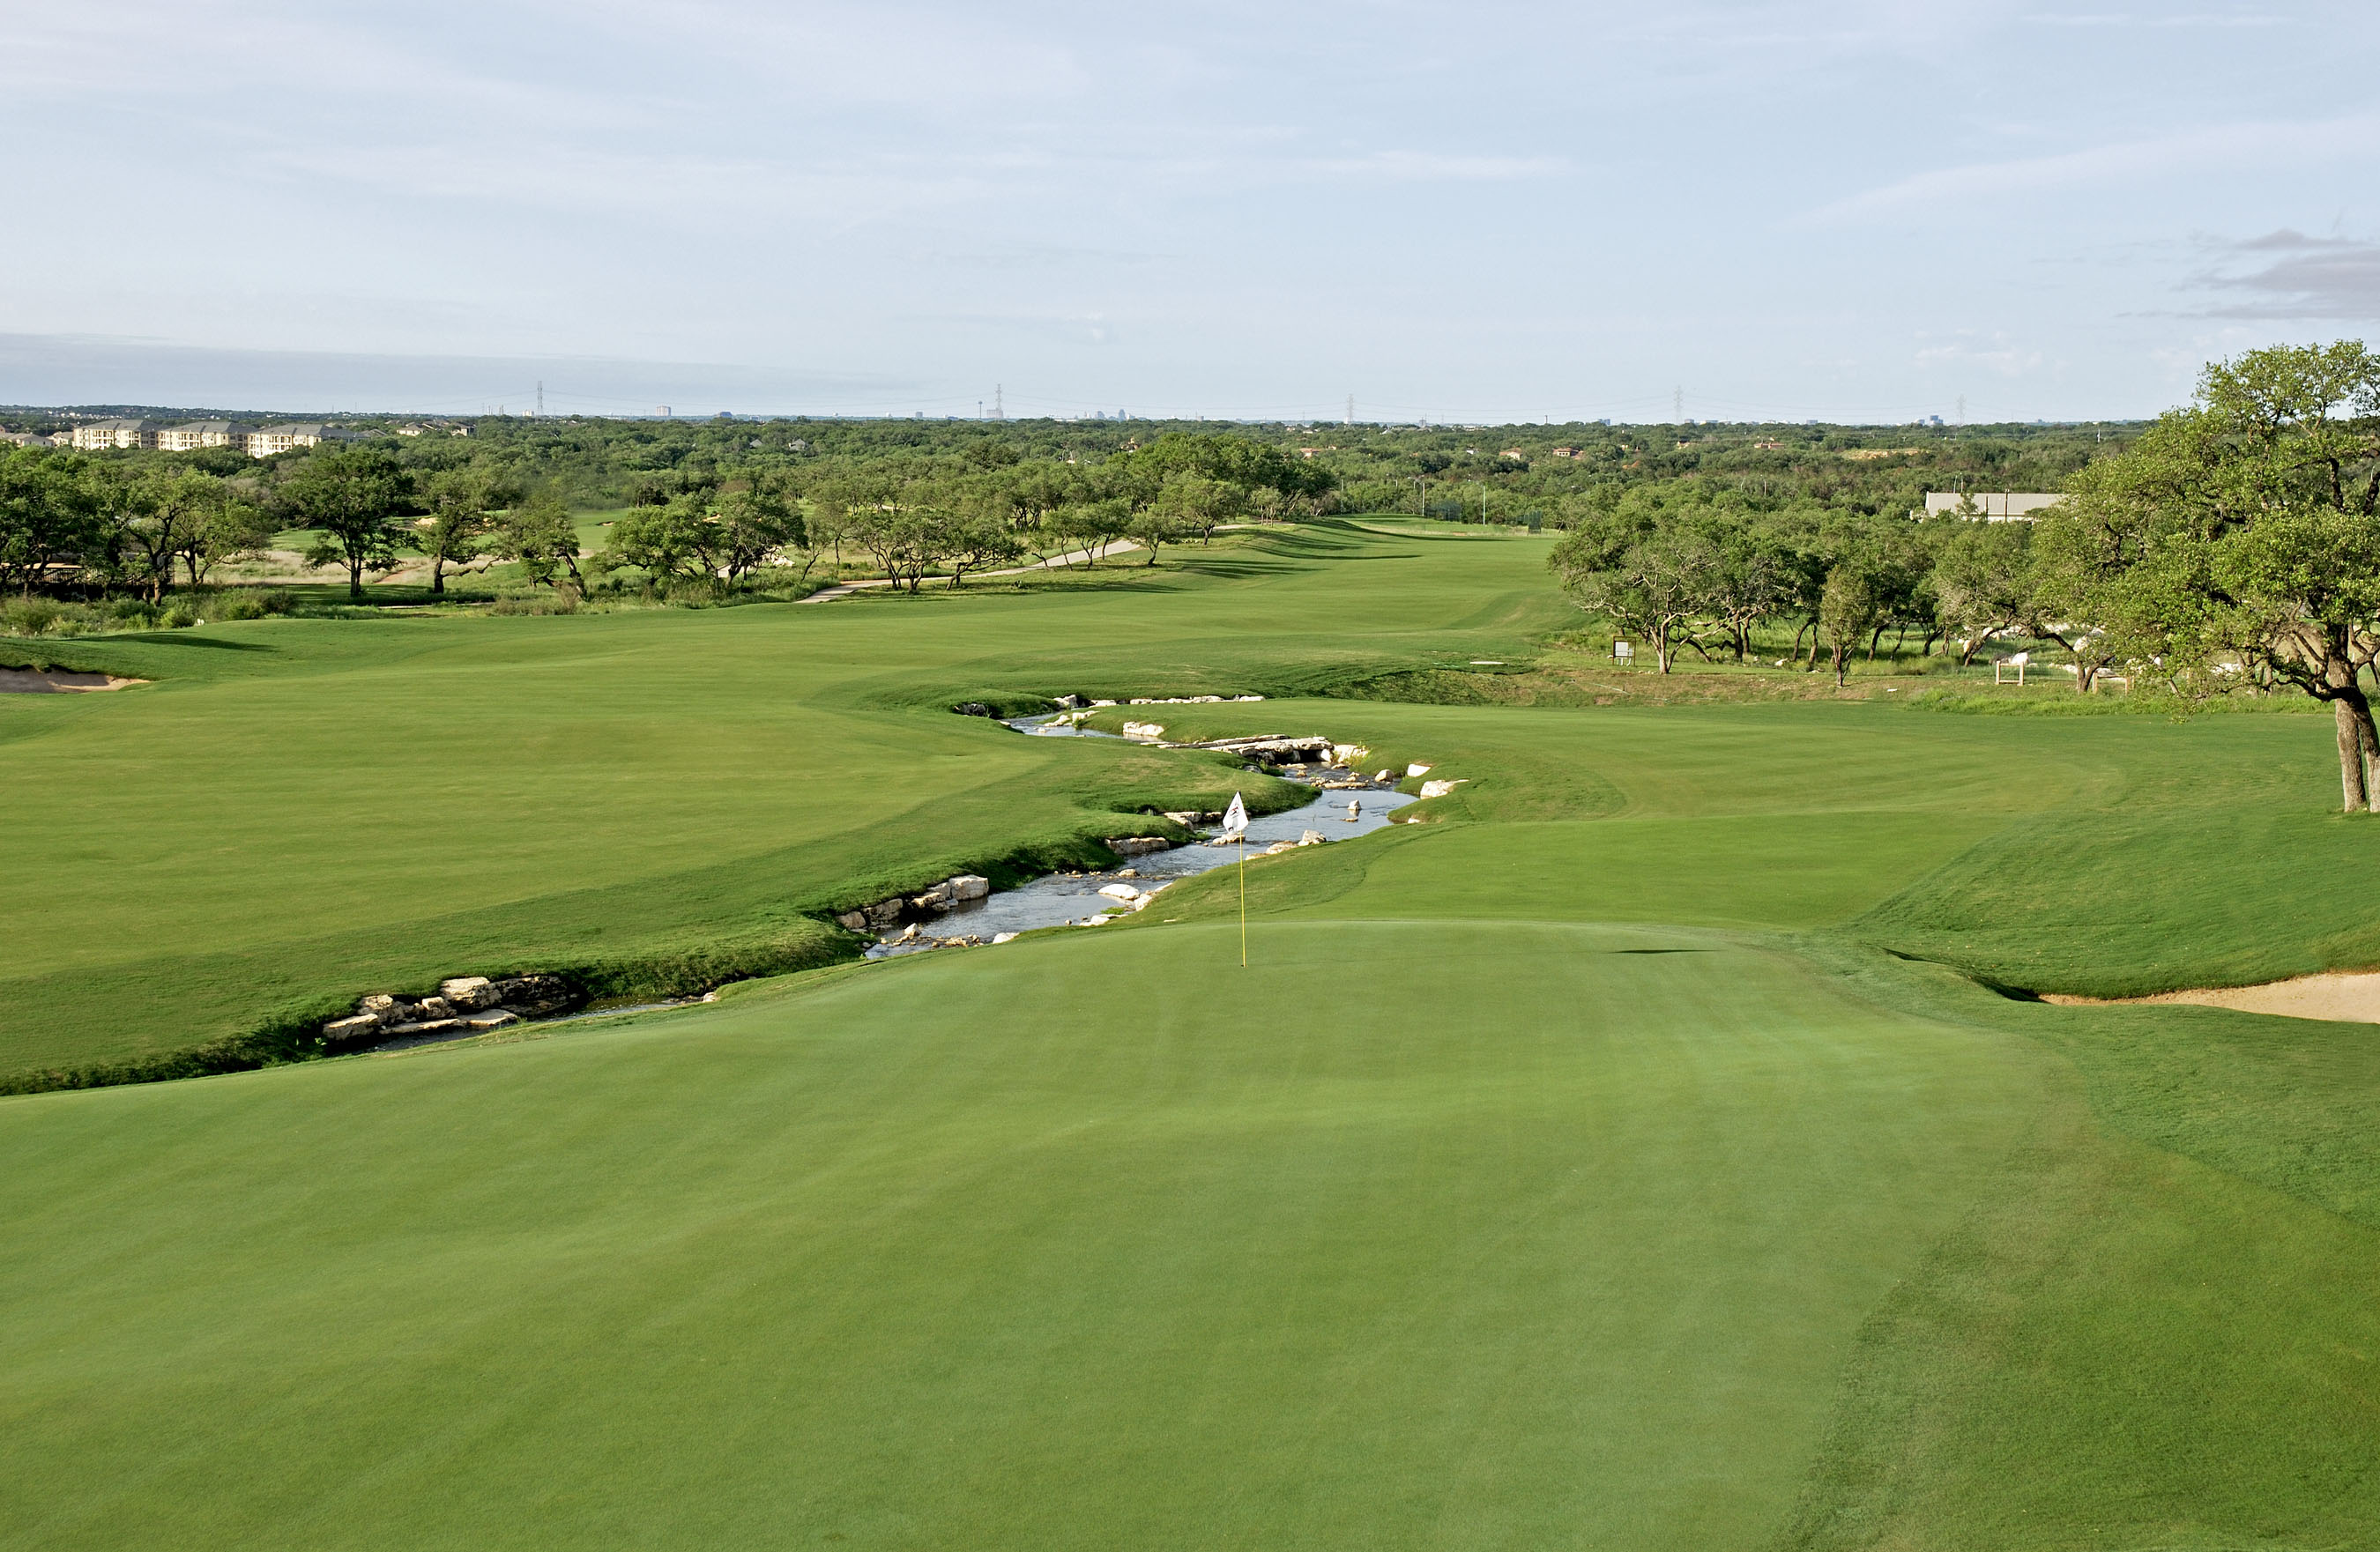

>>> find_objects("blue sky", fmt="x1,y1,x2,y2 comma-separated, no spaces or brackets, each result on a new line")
4,1,2377,421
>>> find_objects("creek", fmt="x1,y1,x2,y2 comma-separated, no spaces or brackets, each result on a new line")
864,715,1415,956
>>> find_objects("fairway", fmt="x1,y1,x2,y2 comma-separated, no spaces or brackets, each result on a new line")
9,522,2380,1548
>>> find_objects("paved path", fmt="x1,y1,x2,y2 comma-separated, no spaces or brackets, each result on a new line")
799,542,1144,604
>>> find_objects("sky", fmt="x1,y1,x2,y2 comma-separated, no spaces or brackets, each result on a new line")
4,0,2379,423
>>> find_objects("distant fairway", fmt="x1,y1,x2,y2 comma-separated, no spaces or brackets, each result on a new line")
8,520,2380,1548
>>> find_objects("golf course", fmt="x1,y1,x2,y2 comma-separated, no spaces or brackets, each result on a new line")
8,519,2380,1549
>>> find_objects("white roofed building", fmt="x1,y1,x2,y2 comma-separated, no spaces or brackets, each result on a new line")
1923,492,2064,521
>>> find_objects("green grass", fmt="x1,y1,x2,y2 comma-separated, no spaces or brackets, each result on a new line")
9,517,2380,1548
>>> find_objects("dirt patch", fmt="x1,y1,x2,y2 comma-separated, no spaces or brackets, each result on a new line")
2045,971,2380,1025
0,667,145,694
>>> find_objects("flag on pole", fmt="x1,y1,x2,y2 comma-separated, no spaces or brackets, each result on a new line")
1226,791,1249,967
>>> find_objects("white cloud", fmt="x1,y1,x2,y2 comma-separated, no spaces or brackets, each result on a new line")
1804,112,2380,223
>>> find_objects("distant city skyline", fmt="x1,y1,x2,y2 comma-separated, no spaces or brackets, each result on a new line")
5,2,2377,423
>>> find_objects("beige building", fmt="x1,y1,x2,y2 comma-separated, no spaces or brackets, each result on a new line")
242,423,330,457
155,420,254,452
1923,491,2064,522
70,419,156,450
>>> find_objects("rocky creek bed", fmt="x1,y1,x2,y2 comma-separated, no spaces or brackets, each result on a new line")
854,711,1422,957
313,700,1439,1056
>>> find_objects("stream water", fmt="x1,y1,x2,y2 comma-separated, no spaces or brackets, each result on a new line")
864,716,1415,956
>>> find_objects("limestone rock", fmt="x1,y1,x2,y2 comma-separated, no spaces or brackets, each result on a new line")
414,996,457,1021
360,993,400,1018
953,702,993,717
490,975,577,1016
1098,883,1142,901
1298,830,1327,846
1419,778,1469,798
865,898,904,927
836,910,869,931
991,932,1019,945
323,1014,383,1040
465,1010,519,1031
1052,694,1086,709
949,874,991,901
384,1017,470,1038
440,976,500,1010
1407,762,1432,777
1121,721,1165,740
1110,835,1170,857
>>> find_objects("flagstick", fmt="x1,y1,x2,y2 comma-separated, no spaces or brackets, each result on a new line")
1238,831,1247,968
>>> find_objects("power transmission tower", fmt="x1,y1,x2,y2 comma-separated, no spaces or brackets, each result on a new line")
535,381,544,417
1346,393,1355,427
1955,393,1966,427
1674,385,1684,423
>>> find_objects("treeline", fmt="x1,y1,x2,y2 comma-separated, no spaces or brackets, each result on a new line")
0,429,1341,610
1546,494,2045,681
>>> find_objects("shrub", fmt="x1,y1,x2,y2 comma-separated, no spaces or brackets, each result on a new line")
107,598,160,627
4,598,65,636
213,593,267,620
488,585,580,616
259,589,296,615
160,603,200,628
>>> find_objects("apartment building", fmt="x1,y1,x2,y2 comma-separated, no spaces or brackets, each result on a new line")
242,423,331,457
154,420,254,452
70,418,157,450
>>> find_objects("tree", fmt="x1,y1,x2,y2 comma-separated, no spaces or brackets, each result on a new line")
1929,517,2036,665
603,500,714,595
179,484,272,588
706,478,804,589
1685,508,1793,662
490,485,585,590
286,448,413,598
2036,340,2380,810
0,449,103,598
1154,476,1243,547
1819,561,1886,687
1044,498,1131,566
1547,509,1714,672
414,468,519,596
940,504,1023,588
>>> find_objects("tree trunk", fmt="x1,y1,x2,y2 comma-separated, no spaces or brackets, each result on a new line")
2335,699,2369,813
348,556,365,599
430,557,446,597
2349,693,2380,814
1832,643,1848,687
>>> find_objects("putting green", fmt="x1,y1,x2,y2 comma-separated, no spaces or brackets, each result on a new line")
4,922,2055,1551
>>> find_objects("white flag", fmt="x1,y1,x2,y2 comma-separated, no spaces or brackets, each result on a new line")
1222,791,1248,836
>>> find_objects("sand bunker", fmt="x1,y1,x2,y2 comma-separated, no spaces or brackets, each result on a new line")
2045,970,2380,1025
0,667,145,693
